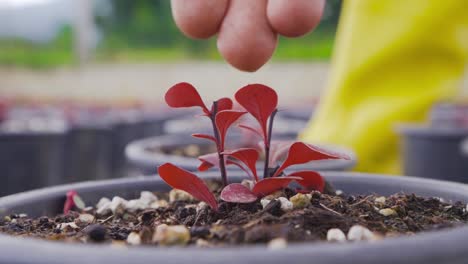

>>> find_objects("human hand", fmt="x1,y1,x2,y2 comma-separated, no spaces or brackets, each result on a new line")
171,0,325,72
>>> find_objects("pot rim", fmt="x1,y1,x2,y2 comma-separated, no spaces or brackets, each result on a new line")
396,124,468,138
125,134,357,171
0,172,468,264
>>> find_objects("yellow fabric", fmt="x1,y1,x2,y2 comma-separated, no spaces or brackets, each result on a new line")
300,0,468,174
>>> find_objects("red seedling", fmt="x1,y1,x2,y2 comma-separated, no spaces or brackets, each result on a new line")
159,82,350,209
158,163,218,210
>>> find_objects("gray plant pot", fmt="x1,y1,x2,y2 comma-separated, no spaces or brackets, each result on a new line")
0,172,467,264
0,130,67,197
398,125,468,183
125,134,357,174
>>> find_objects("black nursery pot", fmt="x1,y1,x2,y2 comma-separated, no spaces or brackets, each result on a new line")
164,116,308,139
0,130,67,197
398,125,468,183
125,134,357,174
63,119,113,183
0,172,468,264
108,109,191,178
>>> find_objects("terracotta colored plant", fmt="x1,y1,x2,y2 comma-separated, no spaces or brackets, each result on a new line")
158,82,349,210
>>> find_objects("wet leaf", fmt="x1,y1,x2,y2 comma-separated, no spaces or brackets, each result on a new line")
215,110,246,150
273,142,348,177
158,163,218,210
252,177,301,196
235,84,278,141
220,183,258,203
165,82,209,114
288,171,325,193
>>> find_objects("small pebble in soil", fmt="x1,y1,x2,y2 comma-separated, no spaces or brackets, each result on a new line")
78,214,95,224
150,200,168,209
347,225,377,241
290,193,311,209
241,179,255,190
196,202,208,213
169,189,194,203
96,197,111,209
190,226,210,238
267,238,288,250
327,228,347,242
153,224,190,246
57,222,78,230
375,196,386,204
263,200,283,216
126,232,142,245
379,208,397,217
109,197,128,214
196,239,211,247
86,224,107,242
126,199,148,212
140,191,158,204
260,199,272,209
277,197,293,212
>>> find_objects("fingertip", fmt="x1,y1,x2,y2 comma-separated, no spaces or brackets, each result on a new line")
171,0,229,39
217,33,278,72
267,0,325,38
217,0,278,72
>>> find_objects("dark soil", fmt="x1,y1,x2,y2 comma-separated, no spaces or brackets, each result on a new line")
157,144,216,158
1,180,467,247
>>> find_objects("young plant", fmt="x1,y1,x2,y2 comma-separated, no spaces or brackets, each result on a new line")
158,82,350,210
164,82,245,186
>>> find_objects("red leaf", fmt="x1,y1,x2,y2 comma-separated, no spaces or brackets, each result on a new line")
288,171,325,193
198,161,214,172
226,160,253,179
165,82,210,114
197,152,220,171
158,163,218,210
192,133,217,144
235,84,278,141
63,190,77,214
215,110,247,150
211,97,233,113
272,142,347,177
220,183,258,203
252,177,301,196
223,148,259,182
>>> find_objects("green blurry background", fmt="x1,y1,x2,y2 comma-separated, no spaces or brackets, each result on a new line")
0,0,342,68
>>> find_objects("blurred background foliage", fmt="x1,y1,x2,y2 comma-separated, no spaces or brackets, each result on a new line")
0,0,342,68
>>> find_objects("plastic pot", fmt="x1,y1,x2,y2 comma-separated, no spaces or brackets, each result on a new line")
0,172,467,264
429,102,468,128
163,116,307,140
64,118,113,183
0,127,67,196
398,125,468,183
125,134,357,174
108,109,191,178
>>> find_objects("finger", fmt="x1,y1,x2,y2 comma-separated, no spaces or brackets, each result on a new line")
171,0,229,39
267,0,325,37
217,0,278,72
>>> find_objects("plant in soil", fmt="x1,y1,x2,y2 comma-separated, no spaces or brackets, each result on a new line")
1,83,468,248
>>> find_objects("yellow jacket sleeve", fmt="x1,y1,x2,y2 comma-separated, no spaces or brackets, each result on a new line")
300,0,468,174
